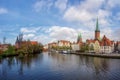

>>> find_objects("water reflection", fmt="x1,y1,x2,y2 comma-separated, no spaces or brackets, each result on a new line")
0,52,120,80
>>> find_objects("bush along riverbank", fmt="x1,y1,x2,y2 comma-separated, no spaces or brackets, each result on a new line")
0,43,43,59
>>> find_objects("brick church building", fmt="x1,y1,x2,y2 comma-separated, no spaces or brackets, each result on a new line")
86,18,114,53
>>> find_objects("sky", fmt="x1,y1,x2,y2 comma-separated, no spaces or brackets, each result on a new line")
0,0,120,45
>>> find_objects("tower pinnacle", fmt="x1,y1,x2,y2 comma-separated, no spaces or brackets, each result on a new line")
95,18,100,40
77,32,82,43
96,18,100,32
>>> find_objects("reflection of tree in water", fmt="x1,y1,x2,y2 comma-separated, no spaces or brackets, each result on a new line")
0,58,9,79
0,59,2,64
77,56,94,68
0,54,43,76
7,57,15,69
75,56,110,80
16,54,43,75
48,52,66,64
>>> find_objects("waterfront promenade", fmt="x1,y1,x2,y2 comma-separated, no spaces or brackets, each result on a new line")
75,52,120,59
50,50,120,59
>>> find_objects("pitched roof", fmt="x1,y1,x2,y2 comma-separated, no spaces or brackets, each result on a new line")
58,40,71,43
100,35,112,46
30,41,38,45
86,39,95,44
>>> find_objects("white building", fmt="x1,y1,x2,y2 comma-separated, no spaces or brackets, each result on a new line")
58,40,71,47
71,43,80,51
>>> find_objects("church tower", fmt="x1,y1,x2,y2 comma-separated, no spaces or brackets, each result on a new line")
77,33,82,43
95,18,100,40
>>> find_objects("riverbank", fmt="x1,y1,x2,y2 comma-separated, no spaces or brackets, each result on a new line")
0,52,42,59
49,50,120,59
73,52,120,59
0,53,18,58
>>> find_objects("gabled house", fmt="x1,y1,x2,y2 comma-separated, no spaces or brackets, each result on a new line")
100,35,114,53
0,44,10,51
58,40,71,47
48,42,57,49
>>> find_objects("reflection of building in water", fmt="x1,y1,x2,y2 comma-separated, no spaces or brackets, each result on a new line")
93,57,109,78
48,53,82,70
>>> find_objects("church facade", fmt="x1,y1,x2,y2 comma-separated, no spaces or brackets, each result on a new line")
86,19,114,54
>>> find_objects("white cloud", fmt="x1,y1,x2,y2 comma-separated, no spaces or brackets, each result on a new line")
34,0,68,12
47,25,114,43
106,0,120,9
34,0,53,12
23,0,120,44
114,12,120,21
20,27,50,44
63,0,112,28
33,35,50,44
55,0,68,12
112,28,120,41
34,0,46,12
23,34,35,40
47,26,96,43
98,9,110,18
20,27,41,33
0,8,8,14
21,26,94,44
48,26,77,42
80,0,105,11
101,27,113,39
19,25,114,45
63,6,94,22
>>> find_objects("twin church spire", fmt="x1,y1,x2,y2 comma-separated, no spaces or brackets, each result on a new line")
77,18,100,42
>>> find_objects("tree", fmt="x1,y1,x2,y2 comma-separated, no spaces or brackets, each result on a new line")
16,41,43,55
4,45,15,54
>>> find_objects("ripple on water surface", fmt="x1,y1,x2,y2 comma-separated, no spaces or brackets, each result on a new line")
0,52,120,80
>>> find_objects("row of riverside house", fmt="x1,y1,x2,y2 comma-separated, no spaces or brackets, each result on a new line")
45,18,120,54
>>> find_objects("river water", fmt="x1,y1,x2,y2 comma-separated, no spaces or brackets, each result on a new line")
0,52,120,80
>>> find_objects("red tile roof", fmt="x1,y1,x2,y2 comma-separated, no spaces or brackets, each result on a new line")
58,40,71,44
86,35,114,46
30,41,38,45
86,39,95,44
100,35,112,46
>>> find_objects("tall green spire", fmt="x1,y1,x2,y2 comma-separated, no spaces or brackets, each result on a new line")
78,33,82,39
96,18,100,32
77,32,82,43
